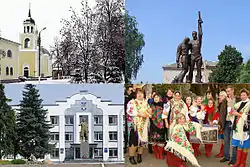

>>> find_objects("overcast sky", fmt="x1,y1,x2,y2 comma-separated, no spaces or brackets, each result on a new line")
0,0,96,50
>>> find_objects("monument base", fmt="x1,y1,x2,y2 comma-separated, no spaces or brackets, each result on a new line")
80,141,89,159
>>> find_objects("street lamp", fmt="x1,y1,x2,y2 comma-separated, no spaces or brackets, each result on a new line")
38,27,46,83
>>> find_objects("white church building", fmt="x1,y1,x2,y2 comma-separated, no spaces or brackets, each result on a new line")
5,84,124,163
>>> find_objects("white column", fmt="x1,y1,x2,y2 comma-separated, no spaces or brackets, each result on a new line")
59,115,65,162
118,111,124,161
103,114,109,161
75,113,80,143
88,113,92,143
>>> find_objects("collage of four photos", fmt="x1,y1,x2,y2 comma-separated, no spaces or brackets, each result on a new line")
0,0,250,167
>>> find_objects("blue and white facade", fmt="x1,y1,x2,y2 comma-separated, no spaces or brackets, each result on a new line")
7,85,124,163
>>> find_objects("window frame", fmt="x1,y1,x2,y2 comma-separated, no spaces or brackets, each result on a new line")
10,67,13,76
109,131,118,141
65,133,73,141
94,131,103,141
7,50,12,58
51,148,59,159
108,115,118,126
94,115,103,125
65,115,74,125
94,148,103,158
50,116,59,125
108,148,118,158
6,66,9,75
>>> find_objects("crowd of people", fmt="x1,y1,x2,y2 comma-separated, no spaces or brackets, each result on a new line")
124,85,250,167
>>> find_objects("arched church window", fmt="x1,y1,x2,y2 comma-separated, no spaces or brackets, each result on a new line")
24,38,30,48
7,50,12,58
24,27,26,33
31,26,33,33
27,26,30,33
6,67,9,75
10,67,13,76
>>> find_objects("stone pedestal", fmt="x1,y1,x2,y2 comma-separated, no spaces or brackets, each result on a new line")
80,141,89,159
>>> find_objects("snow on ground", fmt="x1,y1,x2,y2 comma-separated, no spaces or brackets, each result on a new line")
10,78,71,84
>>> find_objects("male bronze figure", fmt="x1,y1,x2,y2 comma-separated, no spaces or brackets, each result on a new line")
187,11,203,83
175,37,191,83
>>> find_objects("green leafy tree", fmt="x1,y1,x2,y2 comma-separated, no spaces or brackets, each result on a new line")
209,45,243,83
0,84,16,159
238,58,250,83
17,84,53,159
125,11,145,83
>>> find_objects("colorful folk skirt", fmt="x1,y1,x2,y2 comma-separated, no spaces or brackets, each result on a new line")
150,123,165,143
232,137,250,149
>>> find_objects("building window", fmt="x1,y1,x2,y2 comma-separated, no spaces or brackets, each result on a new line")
27,26,30,33
65,133,73,141
24,38,30,48
24,27,26,33
65,116,74,125
7,50,12,58
50,133,59,141
109,148,118,158
51,148,59,158
109,132,118,141
94,148,103,158
6,67,9,75
94,132,103,141
50,116,59,125
94,115,103,125
31,26,34,33
108,115,117,126
10,67,13,76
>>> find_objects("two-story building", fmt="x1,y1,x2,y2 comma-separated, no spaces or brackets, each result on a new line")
0,37,20,80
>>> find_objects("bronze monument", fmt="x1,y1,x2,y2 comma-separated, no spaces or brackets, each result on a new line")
80,119,88,142
176,37,191,83
175,11,203,83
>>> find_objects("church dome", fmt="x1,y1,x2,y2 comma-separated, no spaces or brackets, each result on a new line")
24,7,35,25
24,18,35,24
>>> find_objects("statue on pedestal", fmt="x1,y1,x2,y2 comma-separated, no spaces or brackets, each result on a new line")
79,119,88,142
173,11,204,83
187,11,203,83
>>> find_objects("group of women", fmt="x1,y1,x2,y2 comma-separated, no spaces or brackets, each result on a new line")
126,86,250,167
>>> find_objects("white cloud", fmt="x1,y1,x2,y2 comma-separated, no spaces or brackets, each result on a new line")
0,0,96,50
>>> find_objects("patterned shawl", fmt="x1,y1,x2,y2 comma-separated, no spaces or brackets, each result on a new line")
132,99,150,143
165,122,202,167
229,99,250,143
169,99,188,124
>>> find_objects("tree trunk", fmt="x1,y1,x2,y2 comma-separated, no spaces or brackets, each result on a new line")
84,68,88,83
